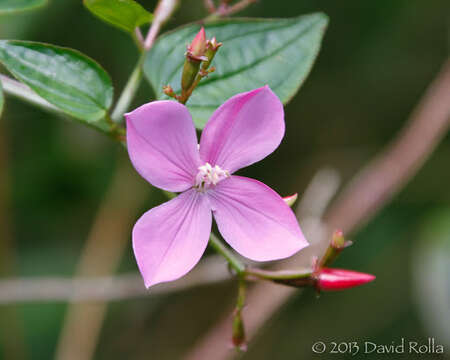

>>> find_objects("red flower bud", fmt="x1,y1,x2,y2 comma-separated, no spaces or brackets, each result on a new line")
316,268,375,291
187,27,207,59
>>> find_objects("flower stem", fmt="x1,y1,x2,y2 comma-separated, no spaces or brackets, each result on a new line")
245,267,312,281
232,276,247,350
209,233,245,274
132,28,145,51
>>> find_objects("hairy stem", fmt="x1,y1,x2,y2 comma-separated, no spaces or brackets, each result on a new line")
324,58,450,233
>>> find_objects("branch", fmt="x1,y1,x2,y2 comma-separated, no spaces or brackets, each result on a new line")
0,257,230,304
144,0,179,50
204,0,257,21
204,0,216,13
220,0,257,16
324,58,450,233
0,103,27,359
54,160,148,360
183,58,450,359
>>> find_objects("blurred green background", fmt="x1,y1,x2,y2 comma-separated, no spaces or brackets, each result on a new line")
0,0,449,359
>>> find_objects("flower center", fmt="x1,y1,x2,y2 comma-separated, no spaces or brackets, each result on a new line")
195,163,229,191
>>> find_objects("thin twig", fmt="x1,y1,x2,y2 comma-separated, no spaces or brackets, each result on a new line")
205,0,257,21
110,54,145,123
144,0,179,50
183,58,450,360
204,0,216,13
54,159,148,360
324,58,450,234
0,256,230,304
133,27,145,50
0,110,27,359
221,0,257,16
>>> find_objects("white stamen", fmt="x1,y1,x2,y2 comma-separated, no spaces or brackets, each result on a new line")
195,162,229,190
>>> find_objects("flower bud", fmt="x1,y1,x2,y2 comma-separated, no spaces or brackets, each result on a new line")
187,27,207,60
207,37,222,52
202,37,222,70
331,229,345,248
181,28,208,93
163,85,176,98
231,309,247,351
316,268,375,291
319,230,353,267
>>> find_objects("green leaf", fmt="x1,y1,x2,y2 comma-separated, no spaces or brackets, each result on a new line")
83,0,153,33
0,41,113,131
0,0,47,14
144,13,328,128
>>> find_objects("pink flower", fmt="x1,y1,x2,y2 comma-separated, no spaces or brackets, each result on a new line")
126,86,308,287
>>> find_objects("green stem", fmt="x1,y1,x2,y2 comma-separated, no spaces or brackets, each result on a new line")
132,28,145,51
209,233,245,274
110,54,145,124
231,276,247,350
245,267,312,281
236,276,246,308
203,13,219,22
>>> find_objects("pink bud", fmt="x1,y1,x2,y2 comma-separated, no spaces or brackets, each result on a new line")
207,37,222,51
283,193,298,207
331,229,345,248
188,27,207,59
317,268,375,291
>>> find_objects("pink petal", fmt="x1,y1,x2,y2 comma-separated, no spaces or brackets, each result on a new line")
208,176,308,261
126,101,201,192
132,189,212,287
199,86,285,174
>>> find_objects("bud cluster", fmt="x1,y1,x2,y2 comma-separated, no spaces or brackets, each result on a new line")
164,27,222,104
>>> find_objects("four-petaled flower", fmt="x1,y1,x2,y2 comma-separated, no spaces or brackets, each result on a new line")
126,86,308,287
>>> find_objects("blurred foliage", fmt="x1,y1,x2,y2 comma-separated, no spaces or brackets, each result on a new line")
0,0,449,359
